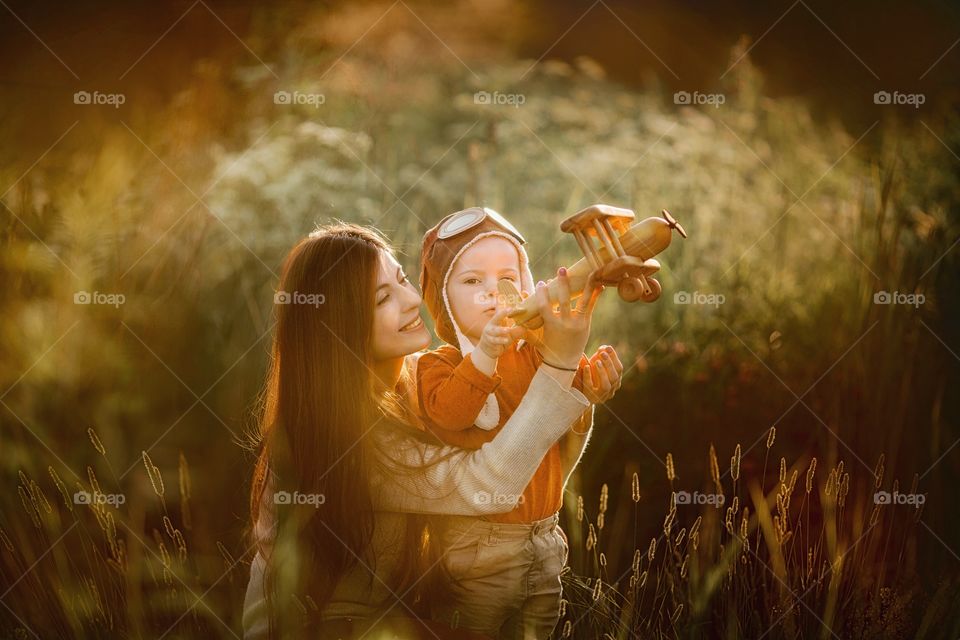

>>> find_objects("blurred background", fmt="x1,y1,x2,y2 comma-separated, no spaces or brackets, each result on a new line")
1,0,959,637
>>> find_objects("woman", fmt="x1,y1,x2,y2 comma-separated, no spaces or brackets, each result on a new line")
242,223,622,639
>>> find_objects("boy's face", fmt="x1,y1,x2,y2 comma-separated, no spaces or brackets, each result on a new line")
446,236,521,342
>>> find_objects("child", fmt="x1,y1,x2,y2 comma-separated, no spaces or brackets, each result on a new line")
416,206,616,639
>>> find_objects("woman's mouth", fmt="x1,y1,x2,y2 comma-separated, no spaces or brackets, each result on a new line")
400,316,424,332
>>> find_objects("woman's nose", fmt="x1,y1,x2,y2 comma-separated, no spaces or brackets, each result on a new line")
401,284,422,310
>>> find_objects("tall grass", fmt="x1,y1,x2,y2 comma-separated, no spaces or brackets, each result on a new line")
559,436,959,639
0,430,246,638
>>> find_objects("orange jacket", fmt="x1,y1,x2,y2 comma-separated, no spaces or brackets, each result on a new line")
416,342,589,523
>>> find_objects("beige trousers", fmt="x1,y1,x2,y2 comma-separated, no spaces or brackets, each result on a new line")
433,513,569,640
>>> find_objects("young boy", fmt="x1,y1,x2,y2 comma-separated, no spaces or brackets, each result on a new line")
415,207,615,639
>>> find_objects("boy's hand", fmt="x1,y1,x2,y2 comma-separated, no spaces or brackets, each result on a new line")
581,345,623,405
478,308,525,360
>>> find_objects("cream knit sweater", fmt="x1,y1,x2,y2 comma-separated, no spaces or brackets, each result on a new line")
242,367,593,638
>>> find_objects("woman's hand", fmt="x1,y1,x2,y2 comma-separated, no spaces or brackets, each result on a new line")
536,267,604,370
581,345,623,405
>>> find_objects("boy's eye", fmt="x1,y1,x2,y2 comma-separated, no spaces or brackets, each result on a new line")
499,275,518,282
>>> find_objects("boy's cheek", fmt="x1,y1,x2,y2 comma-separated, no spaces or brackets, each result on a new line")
448,296,478,330
450,291,480,317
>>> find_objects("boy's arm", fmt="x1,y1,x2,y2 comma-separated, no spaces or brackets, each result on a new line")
417,351,502,431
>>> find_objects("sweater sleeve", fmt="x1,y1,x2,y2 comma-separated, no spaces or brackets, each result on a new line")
529,344,590,392
417,351,502,431
242,551,269,639
374,367,590,515
559,406,595,490
243,480,276,640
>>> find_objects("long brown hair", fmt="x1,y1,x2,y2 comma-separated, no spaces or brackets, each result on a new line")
247,223,439,637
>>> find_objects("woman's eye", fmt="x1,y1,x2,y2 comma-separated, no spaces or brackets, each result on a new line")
464,278,480,285
500,275,518,282
377,295,389,306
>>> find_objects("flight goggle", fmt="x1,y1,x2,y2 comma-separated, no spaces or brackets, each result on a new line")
437,207,525,244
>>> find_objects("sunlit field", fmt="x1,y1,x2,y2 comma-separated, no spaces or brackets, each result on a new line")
2,1,959,638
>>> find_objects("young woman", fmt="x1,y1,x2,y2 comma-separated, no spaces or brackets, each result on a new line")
242,223,622,639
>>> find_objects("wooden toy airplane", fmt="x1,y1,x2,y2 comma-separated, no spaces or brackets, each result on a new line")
499,204,687,327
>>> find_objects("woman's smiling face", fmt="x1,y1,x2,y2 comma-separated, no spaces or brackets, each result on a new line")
370,250,430,362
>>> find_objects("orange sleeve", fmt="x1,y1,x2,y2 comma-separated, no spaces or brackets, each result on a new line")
417,351,502,431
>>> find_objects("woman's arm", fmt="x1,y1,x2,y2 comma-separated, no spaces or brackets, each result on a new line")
559,344,621,487
559,406,594,490
242,551,269,639
373,268,605,515
372,365,589,515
